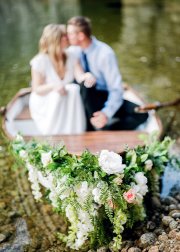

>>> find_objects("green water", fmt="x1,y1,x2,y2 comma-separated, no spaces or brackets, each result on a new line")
0,0,179,138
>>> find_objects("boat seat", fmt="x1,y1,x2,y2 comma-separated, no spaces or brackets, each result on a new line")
15,106,32,120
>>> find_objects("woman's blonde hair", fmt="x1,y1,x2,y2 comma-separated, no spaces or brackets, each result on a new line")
39,24,67,65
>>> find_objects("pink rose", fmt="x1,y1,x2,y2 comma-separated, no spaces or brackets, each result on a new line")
123,188,136,203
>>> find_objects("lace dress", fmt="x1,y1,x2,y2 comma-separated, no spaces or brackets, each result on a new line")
29,52,86,135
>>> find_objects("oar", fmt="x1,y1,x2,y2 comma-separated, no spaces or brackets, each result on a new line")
135,97,180,113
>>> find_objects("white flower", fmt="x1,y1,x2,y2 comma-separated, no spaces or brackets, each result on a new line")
99,150,126,175
16,134,24,142
65,205,77,222
77,231,85,239
37,171,53,189
74,181,91,203
75,237,86,249
19,149,27,159
49,191,59,208
33,190,42,200
41,151,52,167
133,184,148,196
145,159,153,171
134,172,147,185
92,187,101,204
94,171,99,179
59,189,71,200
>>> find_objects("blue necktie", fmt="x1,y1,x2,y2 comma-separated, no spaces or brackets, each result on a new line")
82,52,90,72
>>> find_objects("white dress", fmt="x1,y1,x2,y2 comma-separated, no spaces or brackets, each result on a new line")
29,52,86,135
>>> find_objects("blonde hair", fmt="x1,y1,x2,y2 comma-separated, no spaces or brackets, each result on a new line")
39,24,67,66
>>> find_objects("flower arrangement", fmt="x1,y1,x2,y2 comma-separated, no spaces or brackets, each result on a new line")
12,134,173,251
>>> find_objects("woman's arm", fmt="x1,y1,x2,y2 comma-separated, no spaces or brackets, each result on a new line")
31,69,54,95
31,69,66,96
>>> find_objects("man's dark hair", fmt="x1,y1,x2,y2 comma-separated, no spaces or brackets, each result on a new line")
68,16,92,37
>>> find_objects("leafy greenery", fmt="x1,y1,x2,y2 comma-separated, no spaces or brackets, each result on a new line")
11,133,175,251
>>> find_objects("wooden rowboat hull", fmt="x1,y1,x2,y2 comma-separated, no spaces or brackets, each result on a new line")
1,85,163,155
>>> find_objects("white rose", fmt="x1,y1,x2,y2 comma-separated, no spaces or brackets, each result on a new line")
134,172,147,185
145,159,153,171
99,150,126,175
133,183,148,196
41,151,52,167
139,184,148,196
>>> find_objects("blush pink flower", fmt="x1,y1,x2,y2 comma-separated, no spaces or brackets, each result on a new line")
123,188,136,203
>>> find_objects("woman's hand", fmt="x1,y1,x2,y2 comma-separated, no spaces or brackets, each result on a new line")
83,72,96,88
54,85,67,96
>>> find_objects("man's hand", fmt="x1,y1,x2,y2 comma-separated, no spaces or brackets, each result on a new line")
90,111,108,129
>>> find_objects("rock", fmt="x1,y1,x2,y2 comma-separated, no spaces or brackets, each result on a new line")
154,228,165,236
173,244,180,251
168,230,177,239
0,202,6,209
158,234,168,242
0,233,6,243
148,245,159,252
169,204,177,210
147,221,156,231
176,232,180,241
169,210,180,217
8,211,21,219
151,196,161,209
139,233,156,248
0,160,7,166
162,216,174,226
163,196,178,205
97,247,108,252
121,248,129,252
128,247,141,252
175,194,180,202
158,243,165,252
169,220,178,230
172,212,180,219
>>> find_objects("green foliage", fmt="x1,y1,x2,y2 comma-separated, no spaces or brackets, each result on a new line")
11,133,175,251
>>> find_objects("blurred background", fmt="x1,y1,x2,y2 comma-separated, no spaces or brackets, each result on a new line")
0,0,179,139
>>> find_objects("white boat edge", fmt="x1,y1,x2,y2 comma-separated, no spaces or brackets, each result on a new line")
2,86,163,139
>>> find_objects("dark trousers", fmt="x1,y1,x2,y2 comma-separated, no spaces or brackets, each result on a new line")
80,85,149,131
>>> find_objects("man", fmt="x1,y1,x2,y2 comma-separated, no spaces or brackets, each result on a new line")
67,16,148,130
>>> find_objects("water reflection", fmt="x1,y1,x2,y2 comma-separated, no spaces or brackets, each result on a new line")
161,161,180,197
0,0,179,138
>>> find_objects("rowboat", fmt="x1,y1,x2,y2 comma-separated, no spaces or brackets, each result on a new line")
1,85,162,155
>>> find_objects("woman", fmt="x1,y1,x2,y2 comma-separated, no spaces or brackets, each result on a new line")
29,24,95,135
